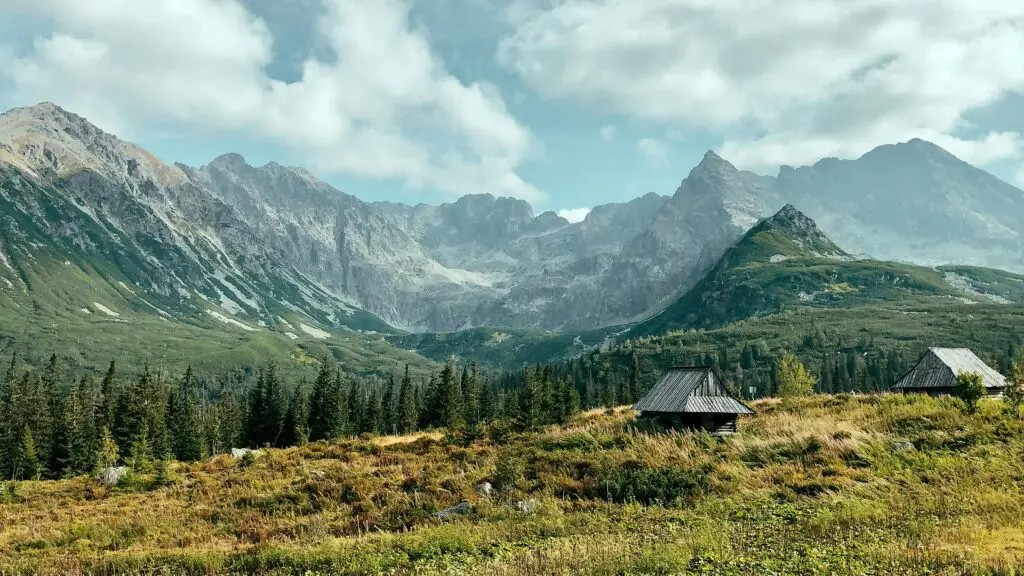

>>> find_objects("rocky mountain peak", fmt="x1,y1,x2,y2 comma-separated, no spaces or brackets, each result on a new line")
689,149,738,177
207,152,251,171
744,204,848,261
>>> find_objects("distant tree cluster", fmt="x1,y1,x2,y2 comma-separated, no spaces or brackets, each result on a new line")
0,353,597,480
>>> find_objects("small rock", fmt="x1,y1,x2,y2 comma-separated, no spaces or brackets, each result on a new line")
97,466,128,487
309,470,327,480
434,501,473,520
474,482,493,498
231,448,261,459
514,499,537,514
891,441,915,452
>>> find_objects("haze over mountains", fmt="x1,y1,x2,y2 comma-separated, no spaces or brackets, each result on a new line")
1,102,1023,337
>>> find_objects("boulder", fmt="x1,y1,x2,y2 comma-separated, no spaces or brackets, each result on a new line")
514,499,537,514
97,466,128,487
434,501,473,520
231,448,261,459
891,441,915,452
309,470,327,480
474,482,494,499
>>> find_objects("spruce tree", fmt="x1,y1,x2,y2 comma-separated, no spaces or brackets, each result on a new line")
308,359,340,441
98,360,118,432
0,353,17,477
13,426,41,481
129,420,152,473
464,362,481,426
478,377,496,422
397,365,418,434
382,375,396,435
438,359,463,430
281,385,309,447
114,365,153,457
168,367,203,462
363,389,383,435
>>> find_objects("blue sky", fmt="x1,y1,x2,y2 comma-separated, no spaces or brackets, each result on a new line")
2,0,1024,220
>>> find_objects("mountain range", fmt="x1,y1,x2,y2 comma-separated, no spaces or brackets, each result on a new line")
2,102,1024,345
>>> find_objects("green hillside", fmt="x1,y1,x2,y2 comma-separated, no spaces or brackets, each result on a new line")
0,167,432,379
4,394,1024,574
634,205,1024,338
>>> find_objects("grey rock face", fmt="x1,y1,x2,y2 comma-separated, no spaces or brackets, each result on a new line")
4,103,1021,335
776,139,1024,272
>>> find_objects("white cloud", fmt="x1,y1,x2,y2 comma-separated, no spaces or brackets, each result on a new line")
499,0,1024,172
600,124,615,141
637,138,667,162
1,0,542,201
557,207,590,223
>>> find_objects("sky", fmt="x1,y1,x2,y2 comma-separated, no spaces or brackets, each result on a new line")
1,0,1024,221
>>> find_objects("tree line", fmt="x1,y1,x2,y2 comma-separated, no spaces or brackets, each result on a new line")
0,353,636,481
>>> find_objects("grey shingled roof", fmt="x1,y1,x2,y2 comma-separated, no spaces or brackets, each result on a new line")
634,366,754,414
894,348,1007,390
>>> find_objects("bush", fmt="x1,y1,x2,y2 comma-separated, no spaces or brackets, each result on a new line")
493,454,525,498
953,372,986,414
592,465,710,505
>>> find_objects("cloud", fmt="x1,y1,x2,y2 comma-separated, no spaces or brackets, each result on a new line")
557,207,590,223
1,0,542,201
499,0,1024,172
637,138,667,162
600,124,615,141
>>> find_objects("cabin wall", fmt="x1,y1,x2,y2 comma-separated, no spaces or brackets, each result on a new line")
639,411,739,434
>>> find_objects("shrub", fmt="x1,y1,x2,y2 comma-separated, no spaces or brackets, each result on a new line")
493,454,525,498
953,372,985,414
592,465,710,505
777,354,815,398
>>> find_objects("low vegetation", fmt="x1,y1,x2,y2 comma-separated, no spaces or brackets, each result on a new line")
3,393,1024,575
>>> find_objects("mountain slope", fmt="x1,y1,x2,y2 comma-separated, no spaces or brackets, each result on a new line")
778,139,1024,272
635,204,1024,336
0,104,437,376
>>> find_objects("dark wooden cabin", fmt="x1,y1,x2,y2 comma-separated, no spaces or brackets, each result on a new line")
633,366,754,435
893,347,1006,396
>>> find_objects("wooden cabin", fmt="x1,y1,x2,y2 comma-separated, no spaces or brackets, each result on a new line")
633,366,754,435
893,347,1006,396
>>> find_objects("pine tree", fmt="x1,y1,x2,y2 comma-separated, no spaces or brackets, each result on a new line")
98,360,118,433
437,359,463,430
12,426,41,481
622,354,641,405
281,385,309,447
397,365,418,434
478,377,496,422
382,374,396,435
464,362,481,426
346,379,362,436
129,420,152,473
1006,355,1024,418
43,353,68,477
168,367,203,462
519,367,544,430
0,353,18,477
114,365,153,457
308,359,341,441
246,363,286,447
582,369,596,410
363,389,383,435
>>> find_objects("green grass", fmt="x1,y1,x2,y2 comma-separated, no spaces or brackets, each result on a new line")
3,394,1024,574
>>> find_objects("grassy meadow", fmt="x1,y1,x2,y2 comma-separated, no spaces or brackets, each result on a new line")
3,393,1024,575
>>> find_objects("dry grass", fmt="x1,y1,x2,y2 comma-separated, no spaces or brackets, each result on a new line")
2,393,1023,575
